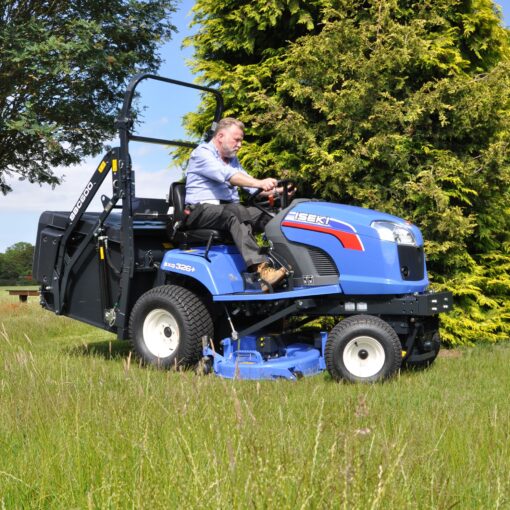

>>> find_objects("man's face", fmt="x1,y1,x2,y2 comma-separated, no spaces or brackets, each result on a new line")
217,125,244,159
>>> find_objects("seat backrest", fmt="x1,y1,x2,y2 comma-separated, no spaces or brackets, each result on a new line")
169,181,186,223
167,179,233,246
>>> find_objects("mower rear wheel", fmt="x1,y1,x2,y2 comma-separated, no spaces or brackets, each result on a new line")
325,315,402,382
129,285,213,368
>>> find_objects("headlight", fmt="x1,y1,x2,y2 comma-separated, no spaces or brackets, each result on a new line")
371,221,417,246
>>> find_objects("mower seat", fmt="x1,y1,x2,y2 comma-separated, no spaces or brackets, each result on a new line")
168,182,232,245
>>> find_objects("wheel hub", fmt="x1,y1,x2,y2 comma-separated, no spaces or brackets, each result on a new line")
143,308,180,358
358,349,369,360
343,335,385,378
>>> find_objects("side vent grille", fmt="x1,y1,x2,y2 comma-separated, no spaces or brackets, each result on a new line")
307,246,339,276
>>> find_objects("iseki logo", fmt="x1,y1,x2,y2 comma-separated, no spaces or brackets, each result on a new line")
285,211,330,226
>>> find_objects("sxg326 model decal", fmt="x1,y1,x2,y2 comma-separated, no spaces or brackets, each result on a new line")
163,261,196,273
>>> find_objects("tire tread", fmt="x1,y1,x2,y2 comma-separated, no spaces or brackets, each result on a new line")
325,315,402,382
129,284,213,367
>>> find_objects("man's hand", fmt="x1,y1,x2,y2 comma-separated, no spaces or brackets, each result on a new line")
257,177,278,191
277,182,296,198
260,182,297,198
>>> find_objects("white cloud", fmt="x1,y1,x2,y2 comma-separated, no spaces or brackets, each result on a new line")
0,153,183,252
1,153,182,213
134,165,183,199
1,161,96,213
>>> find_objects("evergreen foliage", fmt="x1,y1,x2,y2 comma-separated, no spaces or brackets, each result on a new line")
186,0,510,345
0,242,34,284
0,0,176,194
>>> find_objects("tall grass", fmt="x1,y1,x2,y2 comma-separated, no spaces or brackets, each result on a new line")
1,289,509,508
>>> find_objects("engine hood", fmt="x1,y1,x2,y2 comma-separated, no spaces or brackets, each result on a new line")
279,200,424,246
265,199,429,295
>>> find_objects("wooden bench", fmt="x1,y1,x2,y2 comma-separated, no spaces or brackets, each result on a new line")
6,289,39,303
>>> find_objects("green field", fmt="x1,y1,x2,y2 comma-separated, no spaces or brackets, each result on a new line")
1,289,509,509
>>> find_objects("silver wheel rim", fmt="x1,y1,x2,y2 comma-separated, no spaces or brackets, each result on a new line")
343,335,385,378
142,308,179,358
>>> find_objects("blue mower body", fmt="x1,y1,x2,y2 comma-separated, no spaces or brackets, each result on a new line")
159,199,448,381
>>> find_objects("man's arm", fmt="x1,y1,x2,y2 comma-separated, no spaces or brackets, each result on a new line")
229,172,277,191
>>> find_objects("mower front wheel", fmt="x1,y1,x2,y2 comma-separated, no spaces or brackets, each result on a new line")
325,315,402,383
129,285,213,369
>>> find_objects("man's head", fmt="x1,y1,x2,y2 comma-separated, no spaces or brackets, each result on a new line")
213,118,245,160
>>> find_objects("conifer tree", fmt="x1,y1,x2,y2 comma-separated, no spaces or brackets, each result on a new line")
186,0,510,344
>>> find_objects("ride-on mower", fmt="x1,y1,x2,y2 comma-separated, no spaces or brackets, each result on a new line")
33,74,452,382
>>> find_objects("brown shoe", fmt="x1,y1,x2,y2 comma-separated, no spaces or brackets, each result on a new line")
256,262,287,292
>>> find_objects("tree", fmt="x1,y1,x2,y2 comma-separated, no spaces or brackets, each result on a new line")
186,0,510,345
0,0,177,194
0,242,34,282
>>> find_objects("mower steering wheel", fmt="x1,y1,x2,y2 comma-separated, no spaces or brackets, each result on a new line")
247,180,293,217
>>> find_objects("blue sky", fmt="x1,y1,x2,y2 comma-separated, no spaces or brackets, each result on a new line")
1,0,509,252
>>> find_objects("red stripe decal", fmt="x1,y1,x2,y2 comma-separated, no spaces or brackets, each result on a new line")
281,221,364,251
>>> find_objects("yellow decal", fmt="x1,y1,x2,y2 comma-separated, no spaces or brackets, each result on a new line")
98,160,107,173
112,159,118,173
99,246,105,260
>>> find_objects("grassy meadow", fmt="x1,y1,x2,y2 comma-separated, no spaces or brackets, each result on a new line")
1,287,509,509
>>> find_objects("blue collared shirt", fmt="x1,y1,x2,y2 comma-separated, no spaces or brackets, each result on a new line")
185,141,251,204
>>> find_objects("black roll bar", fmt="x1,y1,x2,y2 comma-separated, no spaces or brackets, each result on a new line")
116,73,224,148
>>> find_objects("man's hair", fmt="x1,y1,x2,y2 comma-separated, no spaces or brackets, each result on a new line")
213,117,245,137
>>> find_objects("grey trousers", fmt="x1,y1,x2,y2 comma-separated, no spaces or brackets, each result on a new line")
185,203,269,268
